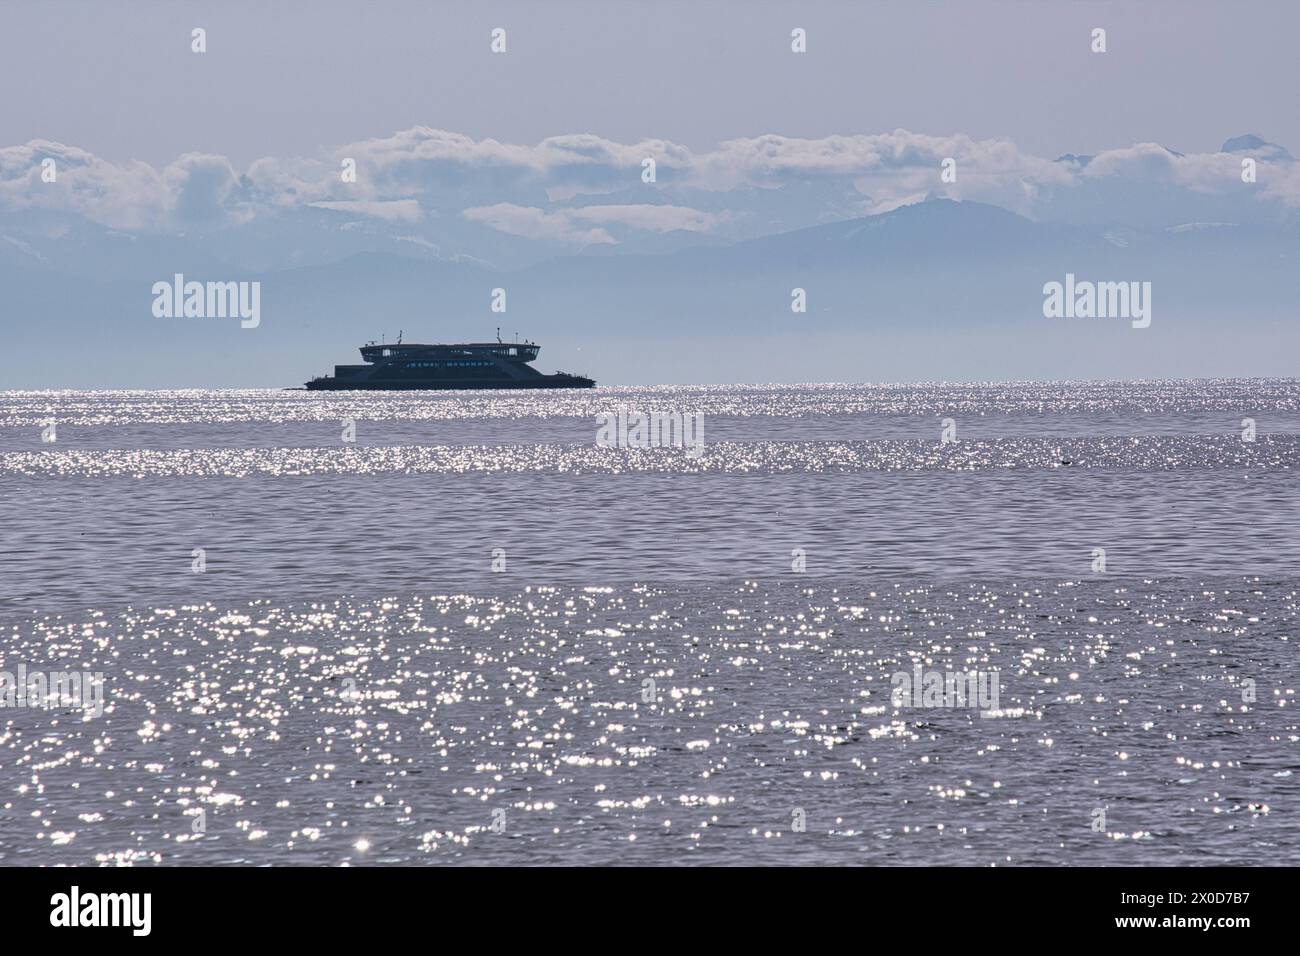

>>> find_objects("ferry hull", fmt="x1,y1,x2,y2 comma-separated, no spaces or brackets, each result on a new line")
305,338,594,390
306,373,596,391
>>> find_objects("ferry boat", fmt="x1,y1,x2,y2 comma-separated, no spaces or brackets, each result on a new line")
305,334,595,390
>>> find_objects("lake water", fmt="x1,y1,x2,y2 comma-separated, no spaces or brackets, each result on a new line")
0,382,1297,865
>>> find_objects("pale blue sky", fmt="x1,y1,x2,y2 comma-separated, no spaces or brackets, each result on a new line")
2,0,1297,166
2,0,1298,387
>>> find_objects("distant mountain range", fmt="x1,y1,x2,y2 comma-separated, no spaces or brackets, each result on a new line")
2,132,1298,386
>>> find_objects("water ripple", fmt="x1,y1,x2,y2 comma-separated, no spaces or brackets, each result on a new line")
2,379,1298,427
2,435,1296,478
1,579,1294,865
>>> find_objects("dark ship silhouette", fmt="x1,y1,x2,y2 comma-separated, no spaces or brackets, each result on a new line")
306,332,595,390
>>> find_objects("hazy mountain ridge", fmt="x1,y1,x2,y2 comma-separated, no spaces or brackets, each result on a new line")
2,195,1296,387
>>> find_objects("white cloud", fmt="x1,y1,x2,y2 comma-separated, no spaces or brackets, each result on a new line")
569,203,725,233
462,203,616,245
2,127,1297,240
309,199,423,222
1261,162,1300,207
0,140,169,231
0,141,248,231
462,202,724,244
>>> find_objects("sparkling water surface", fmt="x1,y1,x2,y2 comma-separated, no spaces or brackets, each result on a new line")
0,383,1297,866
